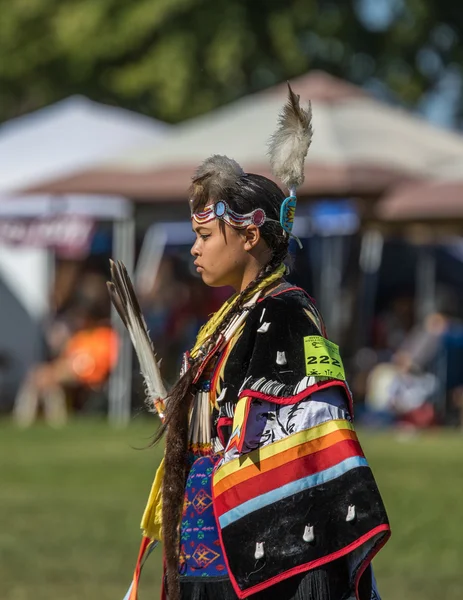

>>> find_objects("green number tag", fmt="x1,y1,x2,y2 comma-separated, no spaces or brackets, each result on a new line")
303,336,345,380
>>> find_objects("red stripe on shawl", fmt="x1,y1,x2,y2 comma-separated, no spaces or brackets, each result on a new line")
214,439,364,517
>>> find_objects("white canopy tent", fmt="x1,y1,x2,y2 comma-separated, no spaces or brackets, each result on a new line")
0,95,168,194
94,71,463,199
26,72,463,200
110,84,463,177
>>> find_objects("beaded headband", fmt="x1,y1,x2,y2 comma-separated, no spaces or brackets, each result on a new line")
192,200,266,229
192,195,300,247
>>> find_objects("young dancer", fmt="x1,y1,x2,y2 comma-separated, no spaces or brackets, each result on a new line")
111,85,390,600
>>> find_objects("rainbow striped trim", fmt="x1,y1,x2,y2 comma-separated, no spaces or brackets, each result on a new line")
220,456,368,528
213,419,366,527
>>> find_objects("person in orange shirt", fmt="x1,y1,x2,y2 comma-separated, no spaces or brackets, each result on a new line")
13,295,118,427
64,324,118,387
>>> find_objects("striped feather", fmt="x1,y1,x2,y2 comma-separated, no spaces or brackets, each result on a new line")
108,260,167,414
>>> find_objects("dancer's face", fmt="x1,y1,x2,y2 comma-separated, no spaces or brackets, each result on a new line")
191,211,266,291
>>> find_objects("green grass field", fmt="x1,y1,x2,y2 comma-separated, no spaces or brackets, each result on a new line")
0,419,462,600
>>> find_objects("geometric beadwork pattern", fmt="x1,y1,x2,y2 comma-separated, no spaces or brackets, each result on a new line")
179,454,228,579
192,543,221,568
192,489,213,515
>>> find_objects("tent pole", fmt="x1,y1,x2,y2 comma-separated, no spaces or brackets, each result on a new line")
356,229,384,349
108,216,135,426
319,235,343,342
415,245,436,323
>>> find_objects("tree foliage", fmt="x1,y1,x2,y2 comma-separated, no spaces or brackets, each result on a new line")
1,0,462,124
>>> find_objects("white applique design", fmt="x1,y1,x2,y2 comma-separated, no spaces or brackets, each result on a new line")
276,351,287,366
303,525,314,542
254,542,265,559
346,504,356,522
216,387,227,403
257,322,271,333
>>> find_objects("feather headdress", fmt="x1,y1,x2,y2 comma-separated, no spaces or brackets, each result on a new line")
268,83,313,194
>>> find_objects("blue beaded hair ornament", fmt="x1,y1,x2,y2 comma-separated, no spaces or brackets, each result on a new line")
280,191,298,240
269,83,313,249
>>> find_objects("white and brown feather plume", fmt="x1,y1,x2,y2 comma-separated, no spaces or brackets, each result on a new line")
268,83,313,191
107,260,167,413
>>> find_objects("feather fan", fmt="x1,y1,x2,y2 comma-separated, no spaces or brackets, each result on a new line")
268,83,313,191
107,260,167,414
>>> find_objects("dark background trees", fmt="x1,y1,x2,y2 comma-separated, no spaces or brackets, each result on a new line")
1,0,462,125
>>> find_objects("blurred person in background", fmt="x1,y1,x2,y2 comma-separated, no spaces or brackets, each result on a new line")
120,88,389,600
351,291,414,418
13,271,118,427
372,293,415,359
364,287,463,429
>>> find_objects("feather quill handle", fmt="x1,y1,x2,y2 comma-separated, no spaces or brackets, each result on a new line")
268,83,313,190
107,260,167,416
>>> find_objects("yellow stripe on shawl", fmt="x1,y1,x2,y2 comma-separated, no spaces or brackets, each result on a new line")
214,427,359,498
213,419,354,485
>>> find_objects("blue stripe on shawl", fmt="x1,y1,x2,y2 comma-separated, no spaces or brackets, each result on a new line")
218,456,368,529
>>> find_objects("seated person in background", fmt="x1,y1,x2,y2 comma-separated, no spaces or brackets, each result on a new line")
364,310,456,429
13,290,118,427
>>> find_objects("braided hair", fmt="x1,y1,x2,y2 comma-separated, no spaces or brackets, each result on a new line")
159,165,290,600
